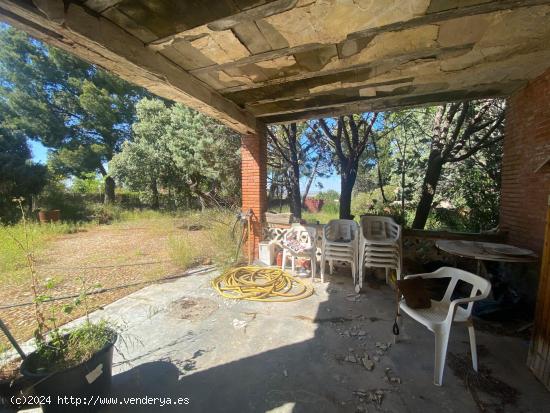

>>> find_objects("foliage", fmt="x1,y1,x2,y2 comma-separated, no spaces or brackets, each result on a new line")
0,106,47,221
0,26,148,203
1,199,114,373
440,142,503,231
315,114,379,219
409,100,505,229
111,98,241,209
0,213,84,285
71,172,105,195
350,102,503,231
167,209,241,269
267,123,332,218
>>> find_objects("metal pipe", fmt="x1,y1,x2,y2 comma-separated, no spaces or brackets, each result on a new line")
0,318,26,360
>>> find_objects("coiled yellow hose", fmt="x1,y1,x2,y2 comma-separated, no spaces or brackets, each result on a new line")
211,266,314,302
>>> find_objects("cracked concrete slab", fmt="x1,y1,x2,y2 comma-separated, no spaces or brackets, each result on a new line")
17,266,546,412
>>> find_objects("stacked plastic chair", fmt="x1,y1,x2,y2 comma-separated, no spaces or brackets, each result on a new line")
358,215,402,292
320,219,359,283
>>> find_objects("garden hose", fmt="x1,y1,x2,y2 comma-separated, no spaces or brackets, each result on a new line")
211,266,314,302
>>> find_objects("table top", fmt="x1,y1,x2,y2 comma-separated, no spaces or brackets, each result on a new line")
435,240,538,263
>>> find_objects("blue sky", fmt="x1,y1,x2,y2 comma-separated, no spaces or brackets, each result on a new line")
300,174,340,193
30,139,341,193
29,140,48,163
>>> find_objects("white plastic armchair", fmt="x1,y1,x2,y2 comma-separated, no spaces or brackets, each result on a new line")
399,267,491,386
320,219,359,283
358,216,402,291
281,225,318,279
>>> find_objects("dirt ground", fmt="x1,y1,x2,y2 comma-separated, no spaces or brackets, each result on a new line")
0,218,192,347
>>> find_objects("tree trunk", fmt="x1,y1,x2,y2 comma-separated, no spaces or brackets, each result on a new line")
301,156,320,206
289,172,302,219
371,135,388,203
401,157,406,219
150,179,159,210
339,162,358,220
288,159,302,219
288,127,302,219
412,151,444,229
268,178,277,204
104,176,115,205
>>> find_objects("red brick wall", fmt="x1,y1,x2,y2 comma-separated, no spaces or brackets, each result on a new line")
241,131,267,259
501,68,550,255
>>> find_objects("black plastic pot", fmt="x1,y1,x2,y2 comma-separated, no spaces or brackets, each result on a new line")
20,332,117,413
0,373,38,410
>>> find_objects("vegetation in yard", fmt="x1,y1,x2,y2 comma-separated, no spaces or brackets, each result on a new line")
0,26,148,205
167,209,242,270
267,123,332,219
0,200,114,373
0,23,504,234
110,98,241,210
0,109,47,222
0,218,86,284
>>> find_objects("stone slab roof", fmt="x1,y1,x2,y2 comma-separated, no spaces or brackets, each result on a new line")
1,0,550,132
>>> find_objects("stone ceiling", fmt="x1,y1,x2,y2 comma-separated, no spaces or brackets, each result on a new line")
1,0,550,132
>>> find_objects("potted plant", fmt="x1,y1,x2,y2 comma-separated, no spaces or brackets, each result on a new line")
37,207,61,223
0,347,35,410
2,199,116,412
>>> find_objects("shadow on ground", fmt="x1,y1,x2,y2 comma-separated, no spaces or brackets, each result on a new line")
97,266,549,413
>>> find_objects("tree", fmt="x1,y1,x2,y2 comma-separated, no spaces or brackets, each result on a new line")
0,26,147,204
267,123,303,218
445,142,503,231
317,114,378,219
267,123,330,218
372,109,432,219
0,107,47,221
111,98,241,209
411,100,505,229
110,98,170,209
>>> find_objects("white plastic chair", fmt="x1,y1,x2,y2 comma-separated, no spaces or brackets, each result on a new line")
399,267,491,386
358,216,402,291
320,219,359,283
281,225,317,279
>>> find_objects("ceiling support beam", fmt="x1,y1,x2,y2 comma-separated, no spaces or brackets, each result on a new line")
0,0,261,134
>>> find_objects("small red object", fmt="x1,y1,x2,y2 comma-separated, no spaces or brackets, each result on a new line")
276,251,283,267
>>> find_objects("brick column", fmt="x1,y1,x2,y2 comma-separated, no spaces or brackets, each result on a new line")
500,67,550,256
241,130,267,259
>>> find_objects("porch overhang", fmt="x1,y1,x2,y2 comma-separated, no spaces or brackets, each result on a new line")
1,0,550,131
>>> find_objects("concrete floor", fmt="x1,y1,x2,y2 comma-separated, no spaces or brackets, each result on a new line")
31,267,550,412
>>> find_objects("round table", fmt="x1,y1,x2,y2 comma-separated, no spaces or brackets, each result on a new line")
436,240,538,263
435,240,538,275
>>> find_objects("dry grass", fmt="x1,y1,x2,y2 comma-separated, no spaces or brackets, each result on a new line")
0,209,239,348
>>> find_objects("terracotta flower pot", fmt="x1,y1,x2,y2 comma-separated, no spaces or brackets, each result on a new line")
49,210,61,222
38,210,61,223
304,198,325,213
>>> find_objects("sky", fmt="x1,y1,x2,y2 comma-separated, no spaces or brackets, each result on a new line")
301,174,340,194
30,139,341,193
29,140,48,164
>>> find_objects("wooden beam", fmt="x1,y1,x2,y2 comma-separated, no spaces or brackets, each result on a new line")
259,84,522,124
252,80,522,118
0,0,260,134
